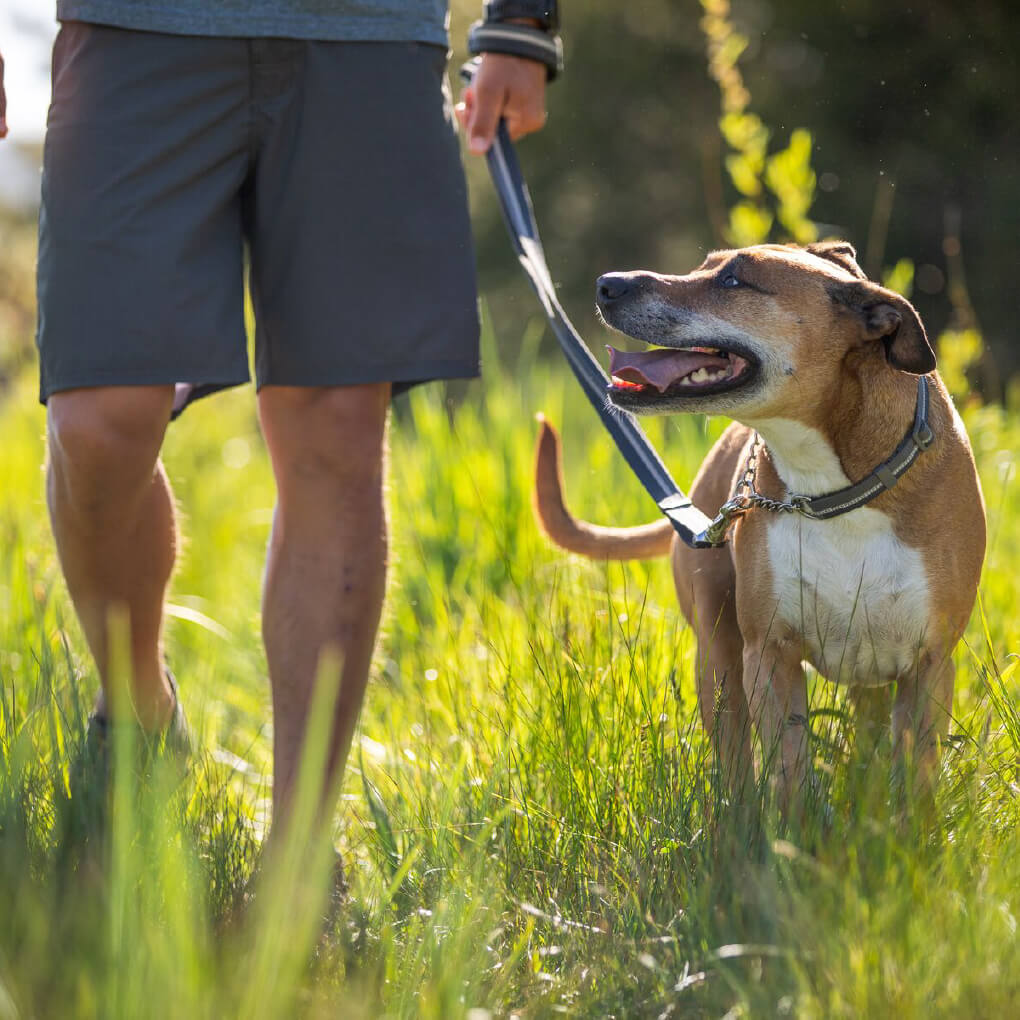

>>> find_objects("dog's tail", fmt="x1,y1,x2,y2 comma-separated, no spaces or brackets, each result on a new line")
533,415,675,560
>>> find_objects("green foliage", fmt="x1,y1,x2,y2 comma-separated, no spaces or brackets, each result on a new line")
700,0,751,115
766,129,818,245
882,257,915,299
700,0,817,246
1,329,1019,1015
939,328,985,406
727,200,774,248
721,113,768,197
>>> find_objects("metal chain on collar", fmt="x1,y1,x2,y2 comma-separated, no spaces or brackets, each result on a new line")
739,433,808,514
702,433,808,546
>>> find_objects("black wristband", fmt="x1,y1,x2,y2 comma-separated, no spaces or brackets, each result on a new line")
484,1,560,32
468,21,563,81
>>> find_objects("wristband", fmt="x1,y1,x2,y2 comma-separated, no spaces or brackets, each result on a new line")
468,21,563,81
483,0,560,32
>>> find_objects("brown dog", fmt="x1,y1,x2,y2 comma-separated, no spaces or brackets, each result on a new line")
534,242,985,810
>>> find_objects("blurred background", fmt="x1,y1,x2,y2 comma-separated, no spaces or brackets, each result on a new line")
1,0,1017,394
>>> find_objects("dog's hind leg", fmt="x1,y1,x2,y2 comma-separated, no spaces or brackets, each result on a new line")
850,684,892,762
892,652,954,801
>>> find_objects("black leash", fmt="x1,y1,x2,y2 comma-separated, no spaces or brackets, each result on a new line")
476,102,719,548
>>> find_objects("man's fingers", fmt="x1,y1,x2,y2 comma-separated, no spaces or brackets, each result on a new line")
460,55,548,155
454,88,473,131
467,80,506,155
504,101,547,141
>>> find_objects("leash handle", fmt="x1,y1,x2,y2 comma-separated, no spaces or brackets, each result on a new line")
464,62,718,548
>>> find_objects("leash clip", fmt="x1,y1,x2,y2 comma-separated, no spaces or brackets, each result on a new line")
702,496,749,546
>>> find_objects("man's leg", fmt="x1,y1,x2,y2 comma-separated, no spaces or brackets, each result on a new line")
46,386,178,730
257,383,390,829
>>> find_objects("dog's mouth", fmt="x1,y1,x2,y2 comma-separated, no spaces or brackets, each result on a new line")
607,342,758,401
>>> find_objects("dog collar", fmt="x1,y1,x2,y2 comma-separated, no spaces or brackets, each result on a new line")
703,376,934,545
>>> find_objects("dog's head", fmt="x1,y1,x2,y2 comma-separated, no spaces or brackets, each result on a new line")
598,241,935,418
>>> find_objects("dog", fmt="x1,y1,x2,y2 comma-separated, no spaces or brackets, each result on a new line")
534,242,985,811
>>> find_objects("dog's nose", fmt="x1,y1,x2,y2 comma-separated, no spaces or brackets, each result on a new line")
597,273,637,304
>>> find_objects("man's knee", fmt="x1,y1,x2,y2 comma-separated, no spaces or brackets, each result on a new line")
47,386,173,488
259,383,391,488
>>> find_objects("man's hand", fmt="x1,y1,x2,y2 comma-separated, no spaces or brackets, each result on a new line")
0,50,8,139
456,52,547,155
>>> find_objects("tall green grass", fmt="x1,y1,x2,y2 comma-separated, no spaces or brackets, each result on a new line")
1,321,1018,1017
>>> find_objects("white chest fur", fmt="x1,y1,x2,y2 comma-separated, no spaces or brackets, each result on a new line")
748,418,931,684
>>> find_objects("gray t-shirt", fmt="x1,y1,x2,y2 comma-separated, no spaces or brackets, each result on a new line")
56,1,453,46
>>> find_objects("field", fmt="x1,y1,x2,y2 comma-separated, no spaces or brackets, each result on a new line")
1,315,1019,1018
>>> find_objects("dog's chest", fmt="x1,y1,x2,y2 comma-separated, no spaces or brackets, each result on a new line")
764,510,930,682
749,419,931,684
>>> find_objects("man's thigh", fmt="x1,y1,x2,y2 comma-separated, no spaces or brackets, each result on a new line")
247,41,480,397
37,23,251,404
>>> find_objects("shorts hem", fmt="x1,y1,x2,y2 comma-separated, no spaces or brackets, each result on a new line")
255,359,481,392
39,369,251,405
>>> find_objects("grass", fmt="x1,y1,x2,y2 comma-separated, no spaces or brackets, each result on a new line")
1,317,1019,1018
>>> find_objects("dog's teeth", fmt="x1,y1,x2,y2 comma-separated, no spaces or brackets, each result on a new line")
678,363,734,388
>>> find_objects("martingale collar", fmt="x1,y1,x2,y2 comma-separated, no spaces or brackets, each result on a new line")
704,376,934,545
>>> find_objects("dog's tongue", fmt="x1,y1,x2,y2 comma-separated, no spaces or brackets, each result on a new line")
607,346,729,393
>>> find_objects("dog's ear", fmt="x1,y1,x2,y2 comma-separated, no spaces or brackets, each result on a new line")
806,241,867,279
827,280,936,374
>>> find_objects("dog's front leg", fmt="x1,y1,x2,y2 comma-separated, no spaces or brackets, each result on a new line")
742,638,810,815
892,651,954,802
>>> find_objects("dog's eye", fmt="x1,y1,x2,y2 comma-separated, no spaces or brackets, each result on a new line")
721,274,741,288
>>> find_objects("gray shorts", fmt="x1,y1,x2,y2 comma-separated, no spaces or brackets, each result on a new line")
37,22,480,406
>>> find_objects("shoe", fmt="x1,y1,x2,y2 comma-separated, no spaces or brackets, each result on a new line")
59,671,191,865
69,670,192,802
85,671,192,765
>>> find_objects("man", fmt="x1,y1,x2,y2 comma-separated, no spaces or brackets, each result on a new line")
0,1,559,836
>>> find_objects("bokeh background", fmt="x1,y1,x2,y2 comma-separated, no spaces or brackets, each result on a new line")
1,0,1018,390
450,0,1019,392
